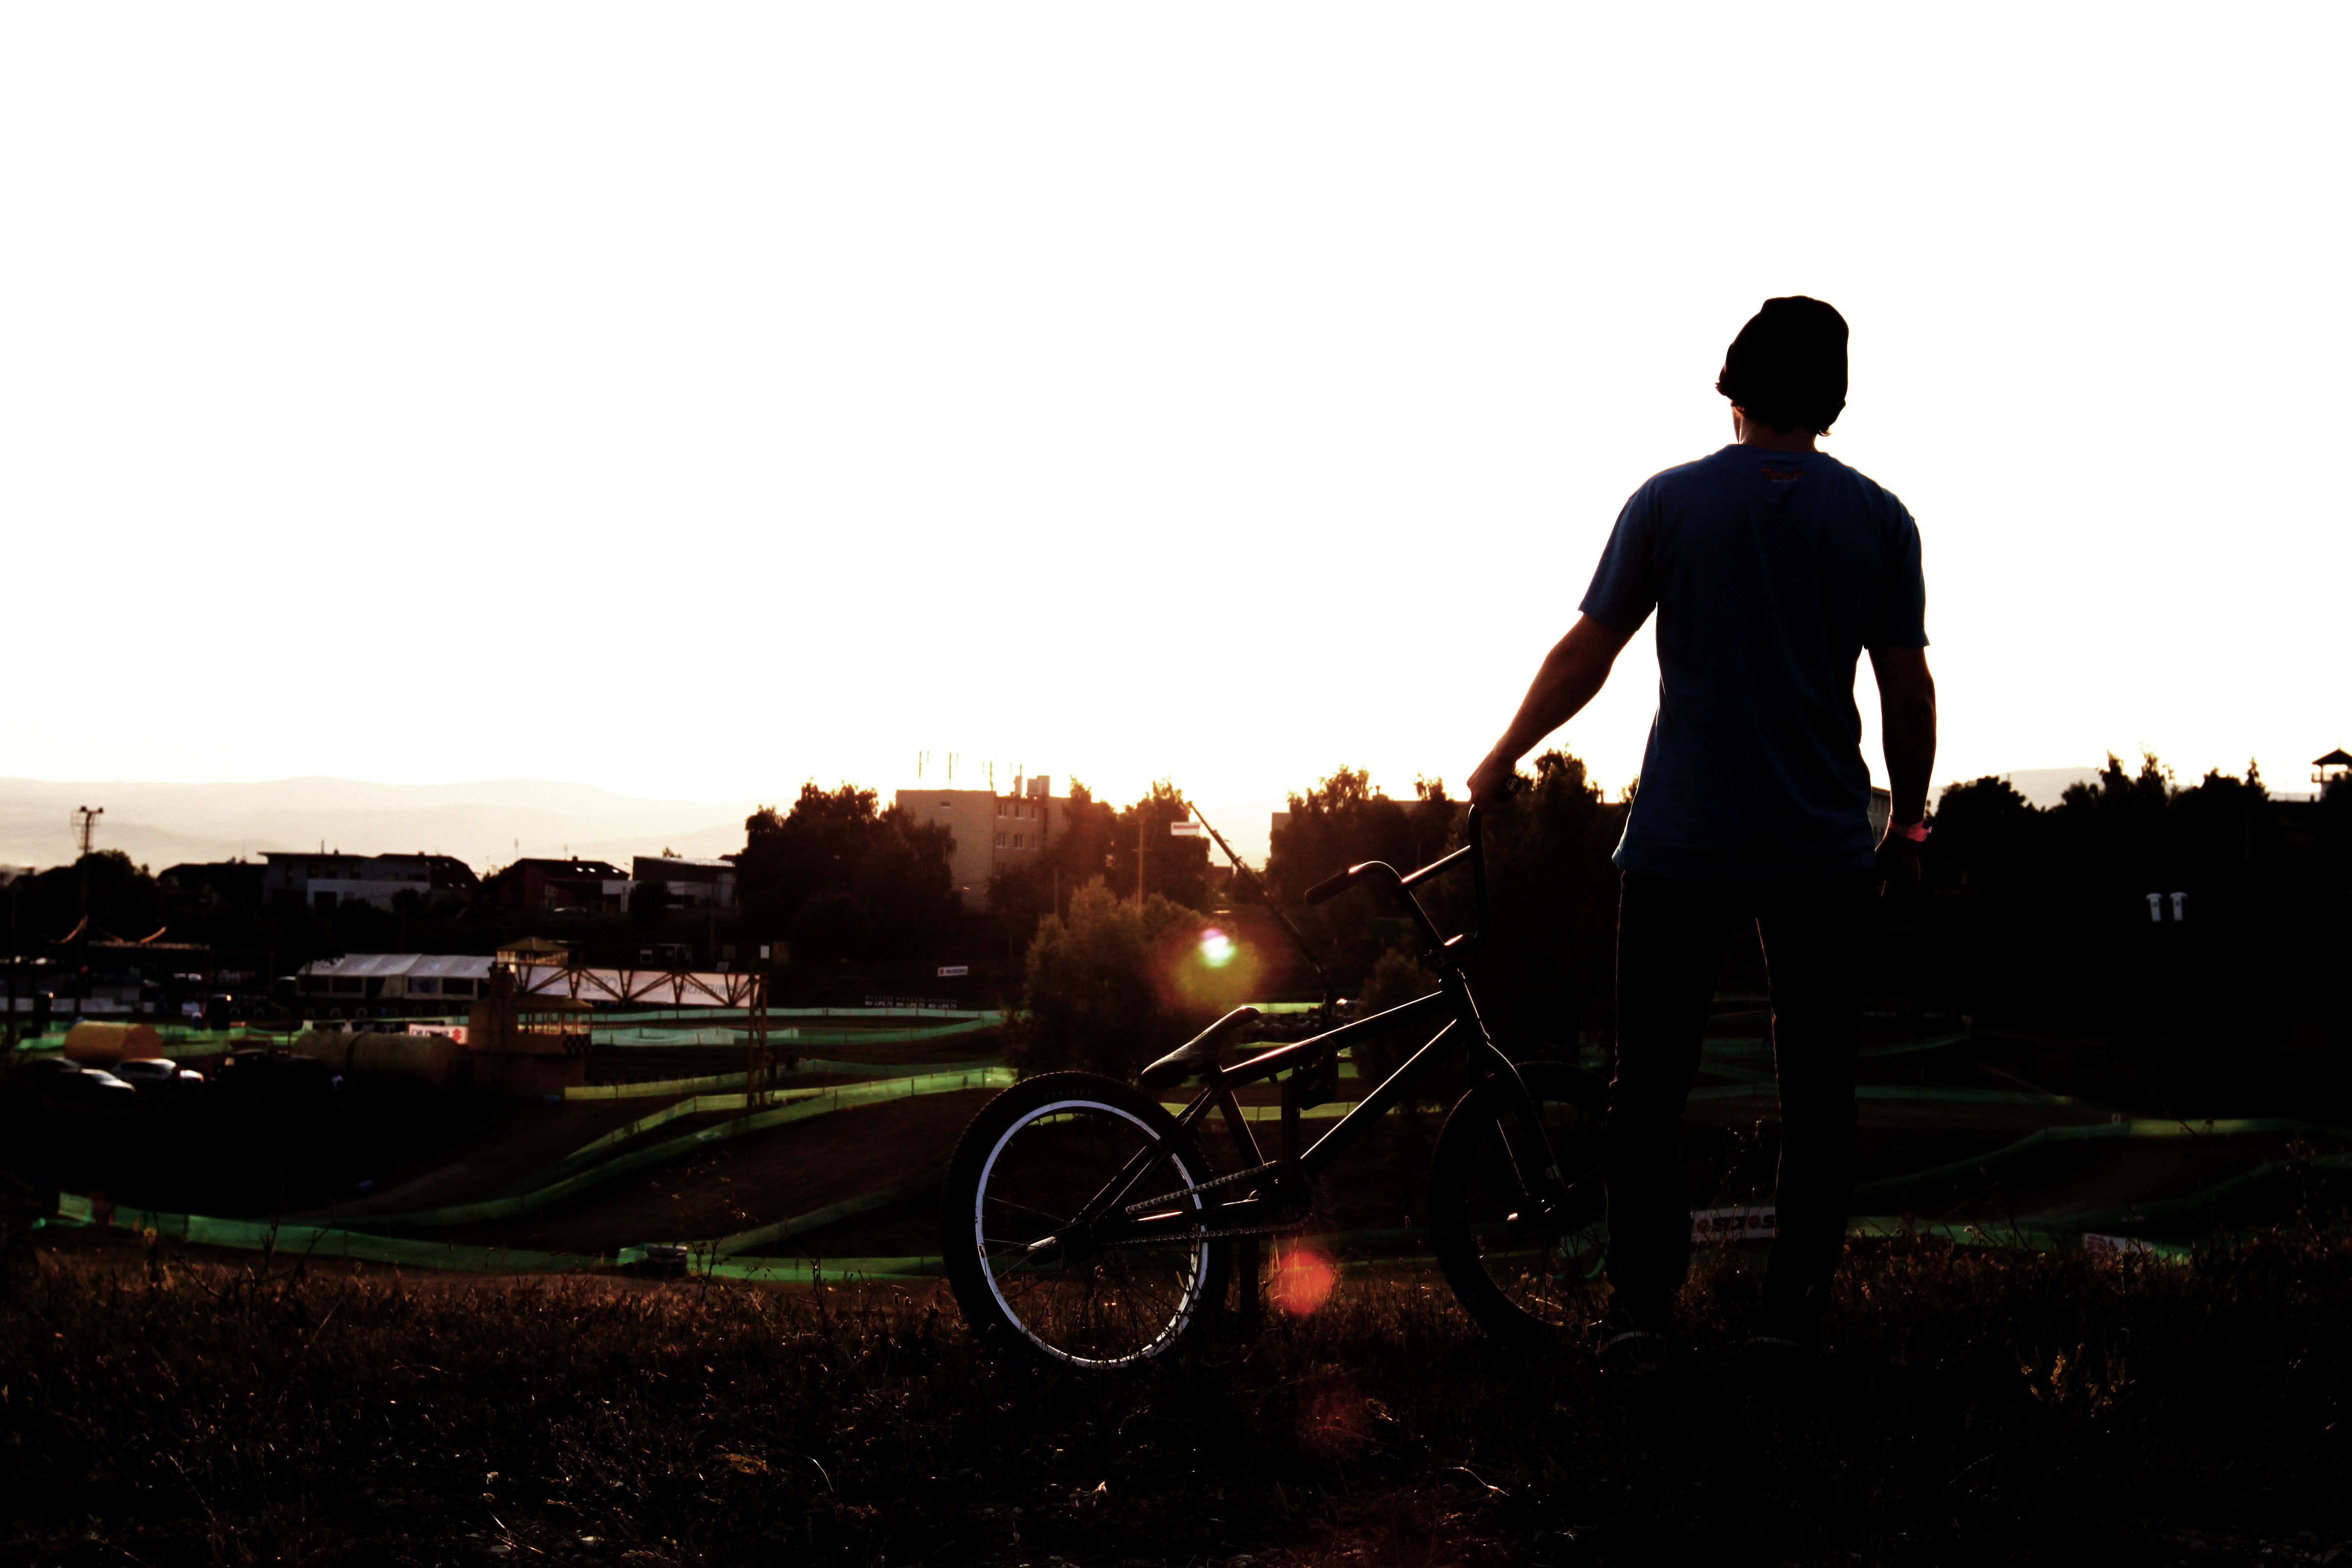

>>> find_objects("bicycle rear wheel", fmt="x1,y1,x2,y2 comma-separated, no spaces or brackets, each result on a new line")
1428,1059,1609,1346
941,1071,1227,1370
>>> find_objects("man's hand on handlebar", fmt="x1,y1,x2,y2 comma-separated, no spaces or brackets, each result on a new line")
1466,747,1522,806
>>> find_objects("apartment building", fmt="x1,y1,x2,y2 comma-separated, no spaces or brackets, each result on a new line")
893,774,1060,908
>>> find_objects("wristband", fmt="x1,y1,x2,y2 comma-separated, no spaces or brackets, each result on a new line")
1889,821,1929,844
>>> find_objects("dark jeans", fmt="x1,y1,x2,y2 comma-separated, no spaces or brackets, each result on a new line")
1604,868,1875,1323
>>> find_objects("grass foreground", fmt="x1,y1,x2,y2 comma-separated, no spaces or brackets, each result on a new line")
3,1228,2349,1567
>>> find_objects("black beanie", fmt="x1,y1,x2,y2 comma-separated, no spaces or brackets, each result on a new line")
1716,296,1849,434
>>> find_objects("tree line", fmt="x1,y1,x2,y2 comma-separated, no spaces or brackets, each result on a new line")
12,750,2337,1057
1000,751,2350,1081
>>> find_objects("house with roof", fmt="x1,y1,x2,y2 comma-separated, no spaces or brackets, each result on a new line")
631,855,737,909
484,858,631,916
261,852,479,911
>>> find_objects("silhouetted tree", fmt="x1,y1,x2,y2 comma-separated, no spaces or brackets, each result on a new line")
735,783,956,962
1264,766,1457,904
1106,782,1213,909
1006,881,1211,1080
1913,751,2343,1039
17,852,164,944
629,879,672,925
987,779,1214,942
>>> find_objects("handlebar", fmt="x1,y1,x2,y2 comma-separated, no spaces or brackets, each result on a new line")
1301,804,1494,961
1302,866,1356,906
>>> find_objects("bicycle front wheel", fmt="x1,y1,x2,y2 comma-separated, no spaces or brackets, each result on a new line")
941,1072,1227,1370
1428,1058,1610,1346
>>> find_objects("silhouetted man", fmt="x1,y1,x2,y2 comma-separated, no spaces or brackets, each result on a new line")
1467,296,1937,1363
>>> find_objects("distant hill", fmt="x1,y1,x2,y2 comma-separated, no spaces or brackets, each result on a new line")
0,777,762,874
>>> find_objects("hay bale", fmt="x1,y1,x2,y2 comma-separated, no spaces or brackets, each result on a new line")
62,1022,162,1065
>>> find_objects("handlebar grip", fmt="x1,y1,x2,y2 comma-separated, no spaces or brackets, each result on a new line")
1303,867,1357,906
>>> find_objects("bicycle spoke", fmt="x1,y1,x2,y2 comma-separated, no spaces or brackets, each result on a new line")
969,1093,1211,1367
1432,1066,1610,1341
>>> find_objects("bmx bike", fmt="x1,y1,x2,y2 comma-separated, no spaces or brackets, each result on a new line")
938,803,1610,1369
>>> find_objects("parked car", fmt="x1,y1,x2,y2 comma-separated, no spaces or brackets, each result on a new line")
12,1058,138,1109
113,1057,206,1094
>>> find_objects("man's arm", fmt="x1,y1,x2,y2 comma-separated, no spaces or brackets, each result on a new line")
1869,644,1938,898
1466,614,1637,803
1870,645,1937,824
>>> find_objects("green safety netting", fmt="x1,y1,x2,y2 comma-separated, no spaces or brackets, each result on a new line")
8,1026,275,1058
1853,1116,2352,1200
1698,1031,1970,1060
1843,1216,2192,1261
599,1017,1002,1048
700,1168,945,1259
567,1057,1006,1101
1685,1031,2074,1103
1850,1117,2352,1231
35,1020,2330,1280
335,1067,1015,1231
49,1193,644,1273
1693,1083,2091,1106
46,1188,2221,1282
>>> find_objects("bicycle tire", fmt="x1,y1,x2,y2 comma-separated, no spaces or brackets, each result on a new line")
940,1071,1228,1370
1428,1058,1610,1347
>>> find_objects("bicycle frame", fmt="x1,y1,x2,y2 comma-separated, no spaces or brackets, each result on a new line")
1048,806,1573,1253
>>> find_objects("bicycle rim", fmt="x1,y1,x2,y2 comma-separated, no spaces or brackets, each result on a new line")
1434,1066,1609,1339
971,1097,1213,1368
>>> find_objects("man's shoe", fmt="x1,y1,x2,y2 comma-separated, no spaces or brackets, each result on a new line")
1595,1303,1672,1370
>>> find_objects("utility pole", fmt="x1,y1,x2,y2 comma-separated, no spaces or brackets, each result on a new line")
73,806,100,1021
4,871,18,1054
745,964,772,1110
74,806,102,925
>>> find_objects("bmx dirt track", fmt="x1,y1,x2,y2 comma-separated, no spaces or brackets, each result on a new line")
421,1086,999,1254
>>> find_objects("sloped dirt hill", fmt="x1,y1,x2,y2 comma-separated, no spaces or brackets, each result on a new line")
429,1087,999,1254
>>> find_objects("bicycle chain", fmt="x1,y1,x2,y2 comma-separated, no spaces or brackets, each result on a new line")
1099,1213,1316,1246
1123,1161,1278,1215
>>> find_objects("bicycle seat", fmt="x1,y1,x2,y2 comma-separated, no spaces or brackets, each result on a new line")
1138,1006,1260,1089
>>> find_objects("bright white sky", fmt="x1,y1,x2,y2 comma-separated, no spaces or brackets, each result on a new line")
4,6,2345,813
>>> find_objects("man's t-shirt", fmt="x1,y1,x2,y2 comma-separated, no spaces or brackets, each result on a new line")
1580,444,1927,880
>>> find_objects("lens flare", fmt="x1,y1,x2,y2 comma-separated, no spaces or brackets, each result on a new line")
1198,927,1235,968
1270,1243,1338,1316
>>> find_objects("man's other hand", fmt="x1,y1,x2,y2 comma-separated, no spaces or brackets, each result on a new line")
1876,835,1921,903
1467,749,1520,805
